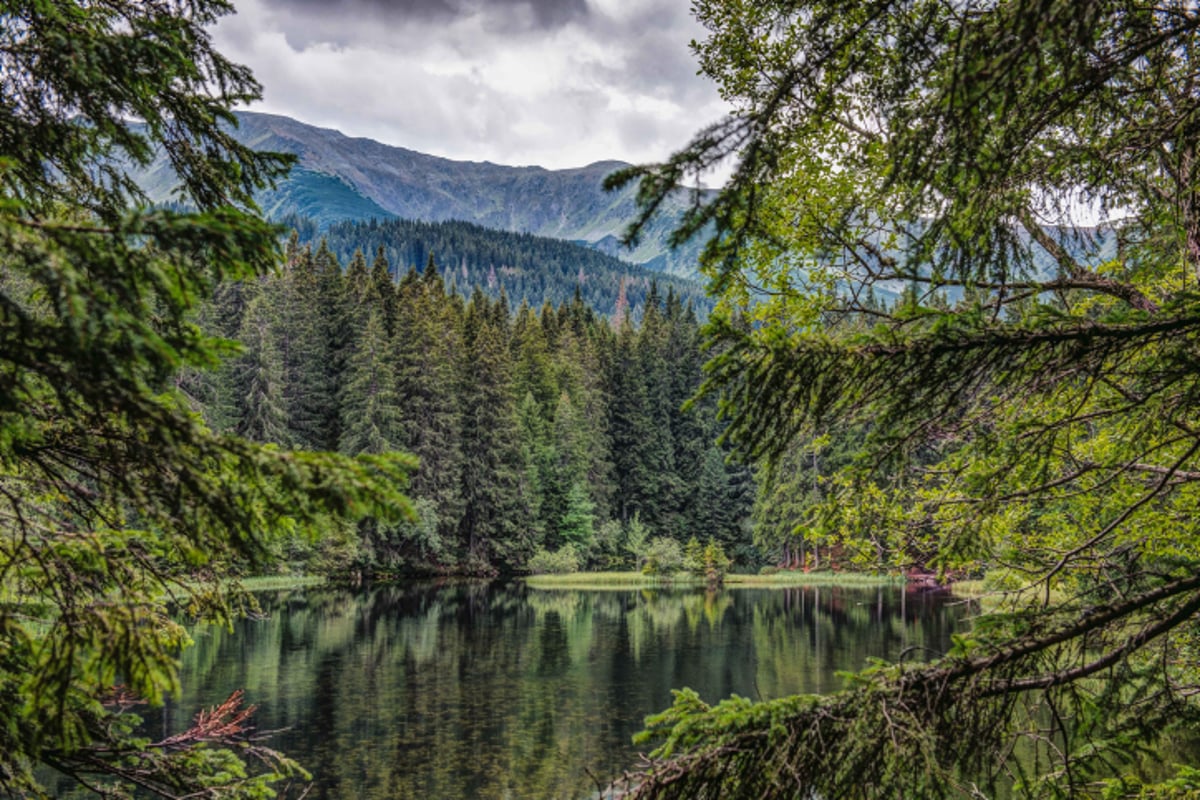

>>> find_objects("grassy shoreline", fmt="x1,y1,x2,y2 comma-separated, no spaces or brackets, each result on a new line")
222,574,328,592
523,570,905,591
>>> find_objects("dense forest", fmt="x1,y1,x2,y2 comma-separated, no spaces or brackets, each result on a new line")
186,232,755,576
281,214,712,319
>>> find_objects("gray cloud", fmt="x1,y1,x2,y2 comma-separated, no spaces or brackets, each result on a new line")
212,0,732,177
261,0,590,36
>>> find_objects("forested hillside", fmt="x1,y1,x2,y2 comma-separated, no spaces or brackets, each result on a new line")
187,234,755,576
283,216,712,319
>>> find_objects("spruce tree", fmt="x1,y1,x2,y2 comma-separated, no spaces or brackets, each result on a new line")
370,245,399,338
394,260,466,553
339,307,403,456
232,281,291,446
279,241,339,450
457,290,531,570
0,2,413,794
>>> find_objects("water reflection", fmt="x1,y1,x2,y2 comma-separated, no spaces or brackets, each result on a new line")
170,581,966,799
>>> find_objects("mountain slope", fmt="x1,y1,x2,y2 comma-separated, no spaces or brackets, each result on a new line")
136,111,708,277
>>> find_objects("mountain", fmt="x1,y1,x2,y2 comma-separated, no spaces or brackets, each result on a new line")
133,111,709,277
288,216,711,320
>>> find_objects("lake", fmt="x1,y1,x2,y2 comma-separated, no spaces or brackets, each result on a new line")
161,581,968,799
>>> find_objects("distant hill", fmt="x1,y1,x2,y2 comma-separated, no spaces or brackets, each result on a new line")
289,216,711,320
131,111,710,277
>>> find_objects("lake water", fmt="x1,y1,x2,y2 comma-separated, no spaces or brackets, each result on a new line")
161,581,967,799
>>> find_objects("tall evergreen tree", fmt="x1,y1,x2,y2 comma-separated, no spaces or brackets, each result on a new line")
312,238,348,450
233,281,290,446
457,290,531,570
280,242,339,450
370,245,399,338
394,261,466,555
339,307,402,456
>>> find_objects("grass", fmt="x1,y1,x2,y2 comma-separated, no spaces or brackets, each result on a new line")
524,570,903,591
949,578,987,598
728,570,904,587
233,574,327,592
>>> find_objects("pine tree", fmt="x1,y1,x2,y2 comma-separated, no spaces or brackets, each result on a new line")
233,281,291,446
370,245,399,338
339,307,402,456
279,242,339,450
558,480,596,551
631,284,683,535
457,290,531,570
311,238,347,450
516,390,552,547
394,260,466,553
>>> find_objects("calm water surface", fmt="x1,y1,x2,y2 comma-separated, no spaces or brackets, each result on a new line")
163,581,967,799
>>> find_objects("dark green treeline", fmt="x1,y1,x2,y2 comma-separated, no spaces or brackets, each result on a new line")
282,215,712,320
186,234,754,575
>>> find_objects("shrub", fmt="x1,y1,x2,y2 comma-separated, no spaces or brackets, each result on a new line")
642,537,684,575
527,544,581,575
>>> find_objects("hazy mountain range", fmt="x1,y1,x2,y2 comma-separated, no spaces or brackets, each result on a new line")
133,111,709,277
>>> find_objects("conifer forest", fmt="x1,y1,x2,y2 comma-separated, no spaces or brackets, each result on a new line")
191,231,754,577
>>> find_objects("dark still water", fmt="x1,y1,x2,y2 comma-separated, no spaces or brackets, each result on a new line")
164,581,967,799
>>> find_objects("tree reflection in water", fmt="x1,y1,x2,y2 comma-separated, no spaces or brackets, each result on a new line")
172,582,966,799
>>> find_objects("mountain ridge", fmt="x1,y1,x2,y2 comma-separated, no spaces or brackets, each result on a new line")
133,111,708,276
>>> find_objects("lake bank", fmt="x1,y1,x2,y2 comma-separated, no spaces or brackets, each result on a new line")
523,569,907,590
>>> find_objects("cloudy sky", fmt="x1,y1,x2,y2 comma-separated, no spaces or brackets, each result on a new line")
212,0,731,172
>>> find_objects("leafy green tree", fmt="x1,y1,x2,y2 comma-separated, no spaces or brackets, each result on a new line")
641,537,685,575
0,2,413,795
591,518,627,569
624,513,651,569
610,1,1200,798
683,537,706,575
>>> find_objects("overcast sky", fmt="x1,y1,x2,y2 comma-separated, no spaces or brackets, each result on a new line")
212,0,731,173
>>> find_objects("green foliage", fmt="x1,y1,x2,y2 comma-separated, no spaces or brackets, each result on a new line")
612,1,1200,797
558,481,596,550
684,538,733,582
527,544,582,575
624,513,651,568
193,252,755,576
0,2,414,796
590,518,627,569
683,537,706,574
642,537,685,576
